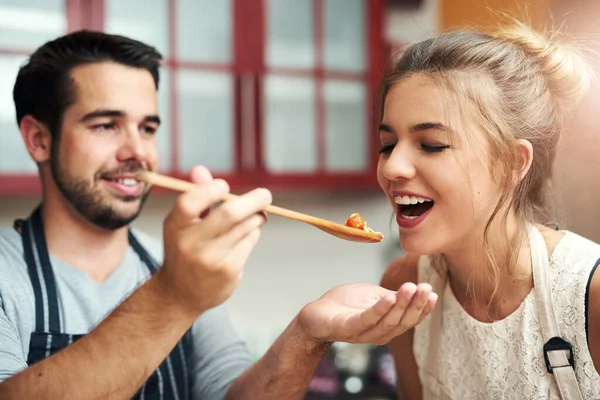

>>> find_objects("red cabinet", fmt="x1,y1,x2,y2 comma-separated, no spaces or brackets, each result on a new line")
0,0,386,195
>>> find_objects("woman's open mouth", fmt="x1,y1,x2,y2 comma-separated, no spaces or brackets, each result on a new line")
394,195,434,228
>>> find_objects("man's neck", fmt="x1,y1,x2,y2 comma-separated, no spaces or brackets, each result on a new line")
40,195,130,283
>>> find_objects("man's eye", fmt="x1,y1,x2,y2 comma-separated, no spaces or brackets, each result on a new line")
142,126,157,134
92,123,116,132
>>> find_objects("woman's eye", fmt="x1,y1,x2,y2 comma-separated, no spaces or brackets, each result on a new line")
421,144,450,153
379,144,395,155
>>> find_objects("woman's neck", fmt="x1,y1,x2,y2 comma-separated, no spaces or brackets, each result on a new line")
441,216,534,322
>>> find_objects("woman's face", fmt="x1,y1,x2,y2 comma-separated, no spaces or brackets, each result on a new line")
377,74,505,255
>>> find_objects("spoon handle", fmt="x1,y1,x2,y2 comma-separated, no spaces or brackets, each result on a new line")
135,171,331,225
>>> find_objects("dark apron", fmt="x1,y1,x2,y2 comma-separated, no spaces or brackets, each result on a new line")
17,207,191,399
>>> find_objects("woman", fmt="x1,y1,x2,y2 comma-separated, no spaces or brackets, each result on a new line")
378,19,600,399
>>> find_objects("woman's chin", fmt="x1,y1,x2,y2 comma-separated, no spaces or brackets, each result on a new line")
398,234,439,256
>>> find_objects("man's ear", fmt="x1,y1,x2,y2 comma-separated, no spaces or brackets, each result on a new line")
20,115,53,163
517,138,533,181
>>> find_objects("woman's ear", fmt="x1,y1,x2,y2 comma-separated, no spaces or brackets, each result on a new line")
517,139,533,181
20,115,52,163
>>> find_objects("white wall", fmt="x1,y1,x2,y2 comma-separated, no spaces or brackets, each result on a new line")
385,0,439,46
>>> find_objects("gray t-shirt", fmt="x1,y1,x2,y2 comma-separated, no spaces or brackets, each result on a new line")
0,226,252,399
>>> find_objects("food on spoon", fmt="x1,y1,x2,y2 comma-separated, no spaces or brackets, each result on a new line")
345,213,375,233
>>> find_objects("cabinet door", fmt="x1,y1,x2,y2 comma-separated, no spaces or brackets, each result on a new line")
260,0,370,176
104,0,236,175
0,0,68,175
323,0,369,172
324,80,367,172
104,0,173,172
262,0,316,173
175,0,235,175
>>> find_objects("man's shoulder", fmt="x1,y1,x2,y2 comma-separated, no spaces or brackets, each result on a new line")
0,226,25,265
0,226,33,300
0,225,22,246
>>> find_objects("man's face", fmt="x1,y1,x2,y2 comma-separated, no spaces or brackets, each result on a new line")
50,61,160,230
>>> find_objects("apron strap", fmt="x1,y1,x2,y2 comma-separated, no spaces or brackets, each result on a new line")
422,256,451,400
21,207,61,333
21,215,48,333
19,207,188,399
528,225,584,400
128,231,158,275
21,207,160,334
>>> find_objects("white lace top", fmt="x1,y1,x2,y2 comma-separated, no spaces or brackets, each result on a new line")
414,230,600,399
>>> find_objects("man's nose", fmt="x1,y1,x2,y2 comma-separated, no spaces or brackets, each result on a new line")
117,126,147,162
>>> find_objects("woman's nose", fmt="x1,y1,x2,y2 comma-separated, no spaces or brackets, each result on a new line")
382,146,417,181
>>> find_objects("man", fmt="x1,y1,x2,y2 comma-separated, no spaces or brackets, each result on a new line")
0,31,437,399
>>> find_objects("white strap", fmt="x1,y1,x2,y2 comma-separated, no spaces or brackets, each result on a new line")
423,256,449,400
529,225,583,400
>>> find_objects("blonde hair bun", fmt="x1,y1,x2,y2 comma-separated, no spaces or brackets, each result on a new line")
490,21,594,109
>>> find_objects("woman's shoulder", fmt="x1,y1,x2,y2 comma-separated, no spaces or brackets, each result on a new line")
380,254,420,290
381,253,443,290
550,227,600,267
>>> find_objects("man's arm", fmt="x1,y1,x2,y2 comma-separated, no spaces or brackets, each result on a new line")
0,169,272,399
0,297,28,381
225,281,437,400
187,305,254,399
224,317,329,400
0,272,195,399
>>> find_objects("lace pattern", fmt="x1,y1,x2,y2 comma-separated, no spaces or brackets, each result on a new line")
413,231,600,399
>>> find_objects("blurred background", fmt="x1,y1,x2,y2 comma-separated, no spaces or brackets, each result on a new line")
0,0,599,398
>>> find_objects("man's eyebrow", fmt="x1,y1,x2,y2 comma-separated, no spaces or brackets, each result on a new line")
144,115,161,125
410,122,452,134
79,109,125,123
79,109,161,125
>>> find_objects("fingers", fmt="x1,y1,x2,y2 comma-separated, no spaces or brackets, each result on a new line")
165,179,230,229
358,283,417,338
357,283,436,344
396,283,432,328
344,292,397,334
194,213,267,265
417,292,438,325
201,188,272,237
219,226,263,279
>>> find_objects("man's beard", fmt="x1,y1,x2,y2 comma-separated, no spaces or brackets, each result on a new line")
50,154,151,230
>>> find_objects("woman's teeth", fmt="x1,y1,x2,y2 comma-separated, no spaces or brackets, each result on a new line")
401,214,419,220
394,195,432,205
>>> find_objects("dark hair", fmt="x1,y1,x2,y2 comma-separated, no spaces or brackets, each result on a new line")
13,30,163,138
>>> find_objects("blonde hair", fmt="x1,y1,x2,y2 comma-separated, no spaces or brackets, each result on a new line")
379,19,594,305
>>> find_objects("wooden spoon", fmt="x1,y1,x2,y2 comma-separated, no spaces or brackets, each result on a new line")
135,171,384,244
